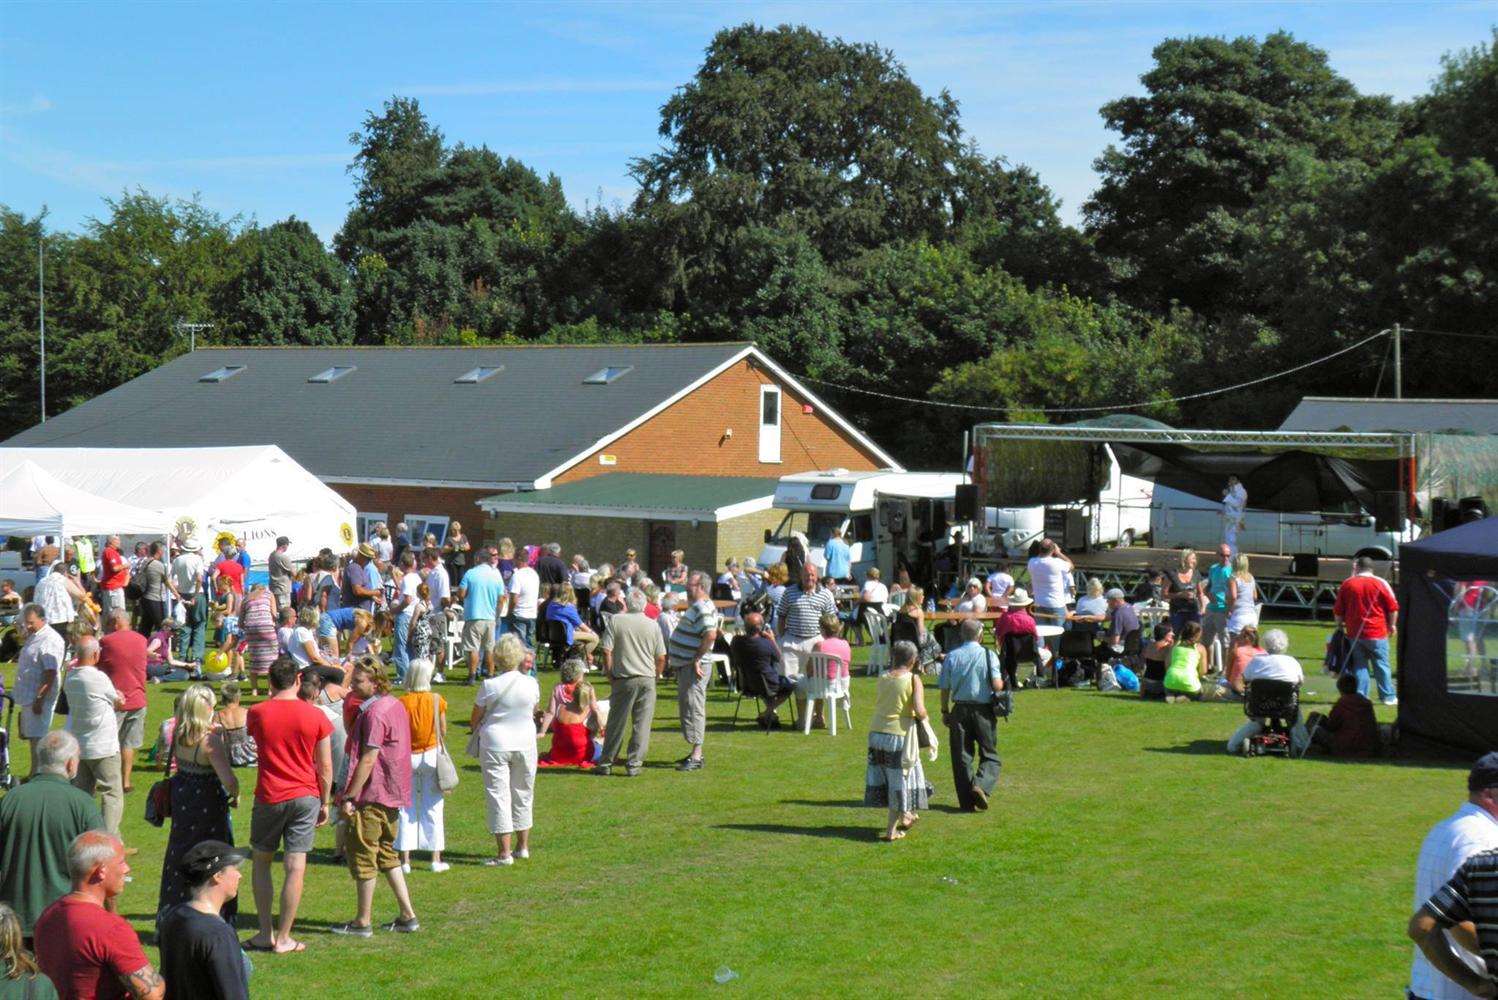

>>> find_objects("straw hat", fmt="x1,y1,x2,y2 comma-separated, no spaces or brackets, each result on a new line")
1007,587,1033,607
357,542,377,559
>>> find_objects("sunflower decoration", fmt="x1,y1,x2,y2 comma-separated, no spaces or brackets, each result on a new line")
339,522,355,548
212,530,237,553
173,515,198,548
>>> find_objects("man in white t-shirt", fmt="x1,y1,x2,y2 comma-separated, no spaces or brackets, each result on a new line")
63,636,126,834
506,560,541,650
390,551,422,683
1027,539,1074,655
1222,475,1248,554
171,540,209,664
985,566,1016,603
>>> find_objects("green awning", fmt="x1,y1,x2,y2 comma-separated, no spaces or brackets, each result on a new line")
477,473,776,522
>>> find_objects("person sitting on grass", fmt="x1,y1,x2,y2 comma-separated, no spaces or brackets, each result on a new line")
1140,624,1172,700
1163,621,1208,702
1306,671,1380,756
1225,626,1265,699
538,659,604,769
146,623,197,682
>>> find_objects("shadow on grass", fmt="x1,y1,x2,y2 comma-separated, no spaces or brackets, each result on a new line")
1144,740,1470,770
713,822,878,842
779,798,864,808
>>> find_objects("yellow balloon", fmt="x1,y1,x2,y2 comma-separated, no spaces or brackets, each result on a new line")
204,650,229,675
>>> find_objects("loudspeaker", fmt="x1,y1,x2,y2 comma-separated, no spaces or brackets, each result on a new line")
954,484,979,521
1460,496,1491,524
1374,491,1406,533
1432,497,1454,533
1289,553,1319,577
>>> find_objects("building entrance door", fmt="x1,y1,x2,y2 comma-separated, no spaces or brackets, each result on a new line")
647,522,676,580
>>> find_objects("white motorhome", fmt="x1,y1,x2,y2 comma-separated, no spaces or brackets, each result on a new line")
1149,483,1417,559
972,445,1154,557
758,470,967,580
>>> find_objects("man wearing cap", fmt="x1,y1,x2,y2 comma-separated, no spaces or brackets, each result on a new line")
1104,588,1141,651
1407,754,1498,1000
343,544,383,615
268,536,295,612
158,841,250,999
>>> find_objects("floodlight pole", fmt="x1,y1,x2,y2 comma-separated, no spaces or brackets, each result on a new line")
38,231,45,422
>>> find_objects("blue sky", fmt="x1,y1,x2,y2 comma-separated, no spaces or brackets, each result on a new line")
3,1,1495,241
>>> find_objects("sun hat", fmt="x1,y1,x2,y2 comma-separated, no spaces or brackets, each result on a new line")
1007,587,1034,607
357,542,377,559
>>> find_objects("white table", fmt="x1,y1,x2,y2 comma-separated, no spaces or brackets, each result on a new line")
1034,624,1065,639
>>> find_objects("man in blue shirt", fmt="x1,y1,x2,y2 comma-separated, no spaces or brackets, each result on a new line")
458,546,506,684
938,618,1004,812
1201,543,1233,659
822,529,852,584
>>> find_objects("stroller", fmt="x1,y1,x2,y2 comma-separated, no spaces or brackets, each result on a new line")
0,693,16,790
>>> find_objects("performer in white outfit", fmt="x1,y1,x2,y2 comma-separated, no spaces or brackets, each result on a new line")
1222,475,1247,555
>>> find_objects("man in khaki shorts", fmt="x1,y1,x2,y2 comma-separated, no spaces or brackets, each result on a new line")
457,546,507,685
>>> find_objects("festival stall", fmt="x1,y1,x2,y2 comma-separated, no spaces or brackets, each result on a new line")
0,446,356,566
0,460,172,538
1397,516,1498,753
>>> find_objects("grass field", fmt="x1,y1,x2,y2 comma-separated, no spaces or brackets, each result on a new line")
1,620,1460,998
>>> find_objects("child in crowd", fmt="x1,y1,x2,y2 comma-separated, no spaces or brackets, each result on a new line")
1164,621,1209,702
210,572,245,678
0,579,21,626
1141,623,1173,700
811,613,852,727
1306,672,1381,756
538,659,605,769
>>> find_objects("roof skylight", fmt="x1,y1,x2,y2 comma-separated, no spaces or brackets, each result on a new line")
583,366,633,385
308,365,357,384
199,366,245,383
455,366,504,384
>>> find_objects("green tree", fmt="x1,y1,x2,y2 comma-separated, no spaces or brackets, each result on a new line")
217,218,354,345
1413,28,1498,167
1086,31,1397,314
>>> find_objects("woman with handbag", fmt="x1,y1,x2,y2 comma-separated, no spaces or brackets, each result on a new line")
155,683,239,931
864,639,934,842
396,657,450,873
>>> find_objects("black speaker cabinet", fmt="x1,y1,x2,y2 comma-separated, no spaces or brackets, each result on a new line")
1288,553,1319,577
954,484,979,521
1374,491,1406,533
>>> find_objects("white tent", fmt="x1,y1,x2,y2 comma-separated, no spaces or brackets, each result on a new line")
0,460,171,538
0,446,356,566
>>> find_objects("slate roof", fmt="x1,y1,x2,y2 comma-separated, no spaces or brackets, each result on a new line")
1280,397,1498,436
4,344,754,486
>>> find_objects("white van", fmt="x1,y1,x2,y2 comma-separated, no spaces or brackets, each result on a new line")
1149,483,1416,558
758,470,966,580
971,445,1154,557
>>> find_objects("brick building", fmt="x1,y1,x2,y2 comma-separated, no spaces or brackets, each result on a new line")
4,343,898,572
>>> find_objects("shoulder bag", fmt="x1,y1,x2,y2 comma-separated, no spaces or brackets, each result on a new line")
986,648,1013,720
144,729,175,827
432,692,460,794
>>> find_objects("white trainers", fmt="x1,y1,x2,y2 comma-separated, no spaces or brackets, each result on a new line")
515,849,529,860
401,863,411,874
1382,696,1399,706
430,861,450,873
483,856,514,867
433,672,446,685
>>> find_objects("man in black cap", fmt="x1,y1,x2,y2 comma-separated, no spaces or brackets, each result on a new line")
158,840,250,1000
1407,752,1498,1000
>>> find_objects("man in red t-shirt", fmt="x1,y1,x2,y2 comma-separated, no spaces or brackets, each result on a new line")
97,609,149,793
1333,555,1401,706
244,657,332,954
98,536,130,616
34,830,164,1000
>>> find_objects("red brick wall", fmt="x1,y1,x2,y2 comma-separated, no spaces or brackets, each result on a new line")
553,357,884,484
329,484,499,541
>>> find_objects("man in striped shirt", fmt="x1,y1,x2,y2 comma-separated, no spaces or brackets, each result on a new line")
1409,753,1498,999
668,571,719,773
776,563,839,677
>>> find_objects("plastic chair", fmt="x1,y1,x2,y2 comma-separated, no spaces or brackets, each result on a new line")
864,609,892,675
444,615,464,671
800,651,852,735
705,652,733,695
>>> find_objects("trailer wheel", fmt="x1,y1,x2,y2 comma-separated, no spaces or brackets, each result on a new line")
1118,529,1136,549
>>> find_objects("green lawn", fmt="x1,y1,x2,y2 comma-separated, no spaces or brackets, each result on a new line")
2,621,1456,997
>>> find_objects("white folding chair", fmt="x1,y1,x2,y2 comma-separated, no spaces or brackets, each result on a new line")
445,616,464,672
705,652,734,695
864,609,891,675
800,651,852,735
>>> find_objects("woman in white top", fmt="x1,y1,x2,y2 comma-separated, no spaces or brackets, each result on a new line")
954,578,986,614
1225,554,1259,636
286,606,333,670
472,633,541,866
1072,578,1110,624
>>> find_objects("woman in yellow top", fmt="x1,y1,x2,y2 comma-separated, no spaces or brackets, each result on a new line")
1164,620,1209,702
864,639,932,841
397,658,449,873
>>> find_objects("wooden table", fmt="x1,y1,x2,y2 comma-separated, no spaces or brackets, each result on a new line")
925,610,1007,623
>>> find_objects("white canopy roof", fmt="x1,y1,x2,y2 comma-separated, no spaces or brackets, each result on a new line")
0,460,171,538
0,446,357,565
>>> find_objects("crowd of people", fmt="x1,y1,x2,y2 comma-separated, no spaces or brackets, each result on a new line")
0,517,1436,997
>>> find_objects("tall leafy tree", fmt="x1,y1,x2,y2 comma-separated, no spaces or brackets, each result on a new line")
1086,31,1397,314
1413,28,1498,167
217,218,355,345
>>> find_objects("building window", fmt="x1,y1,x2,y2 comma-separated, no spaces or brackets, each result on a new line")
308,365,357,383
759,385,782,463
455,366,503,384
406,515,450,547
356,512,388,542
583,366,633,385
199,365,245,383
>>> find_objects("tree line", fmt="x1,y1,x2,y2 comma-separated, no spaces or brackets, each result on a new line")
2,23,1496,464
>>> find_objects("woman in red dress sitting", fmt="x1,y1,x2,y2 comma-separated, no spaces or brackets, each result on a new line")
538,659,605,769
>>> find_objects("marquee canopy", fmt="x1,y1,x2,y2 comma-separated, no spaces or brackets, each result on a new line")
0,446,356,566
0,460,171,538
